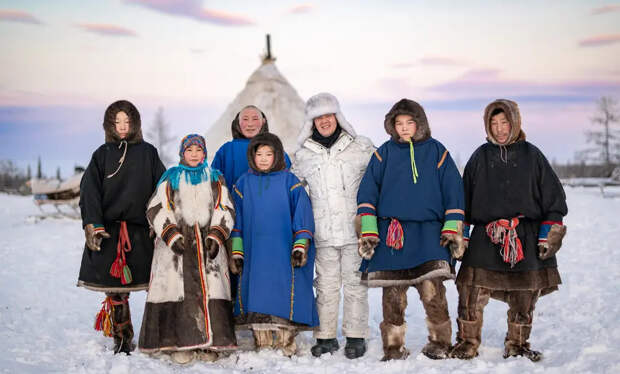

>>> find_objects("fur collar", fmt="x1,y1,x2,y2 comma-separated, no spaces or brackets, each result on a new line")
483,99,526,145
383,99,431,143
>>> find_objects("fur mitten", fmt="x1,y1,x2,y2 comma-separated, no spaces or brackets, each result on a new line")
84,223,110,251
170,237,185,255
440,220,465,259
358,237,379,260
291,239,309,267
538,224,566,260
205,238,219,260
230,258,243,275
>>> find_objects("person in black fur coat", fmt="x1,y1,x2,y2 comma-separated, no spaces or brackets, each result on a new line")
77,100,165,354
450,99,568,362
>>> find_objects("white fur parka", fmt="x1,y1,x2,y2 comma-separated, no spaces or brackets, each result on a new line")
291,93,375,248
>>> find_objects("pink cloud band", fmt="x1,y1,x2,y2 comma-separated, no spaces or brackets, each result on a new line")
579,34,620,47
77,23,137,37
0,9,41,24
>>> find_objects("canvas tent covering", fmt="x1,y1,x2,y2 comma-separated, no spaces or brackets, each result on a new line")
205,60,305,159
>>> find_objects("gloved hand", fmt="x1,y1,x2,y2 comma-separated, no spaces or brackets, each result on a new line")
291,250,307,267
84,224,110,251
358,237,379,260
440,232,466,260
170,238,185,255
230,257,243,275
538,224,567,260
206,238,219,260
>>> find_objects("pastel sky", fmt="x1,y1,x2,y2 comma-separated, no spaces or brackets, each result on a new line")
1,0,619,177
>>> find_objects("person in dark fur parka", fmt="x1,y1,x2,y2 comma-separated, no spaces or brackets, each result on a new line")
78,100,166,354
450,99,568,362
357,99,465,361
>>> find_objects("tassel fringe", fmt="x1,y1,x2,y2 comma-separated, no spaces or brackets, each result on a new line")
485,217,524,268
386,218,404,250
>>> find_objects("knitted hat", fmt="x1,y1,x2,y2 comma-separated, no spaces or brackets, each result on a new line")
179,134,206,159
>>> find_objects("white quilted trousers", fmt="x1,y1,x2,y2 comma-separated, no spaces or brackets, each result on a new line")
314,244,369,339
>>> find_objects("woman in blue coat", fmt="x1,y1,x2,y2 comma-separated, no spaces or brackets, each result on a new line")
211,105,291,301
230,133,318,357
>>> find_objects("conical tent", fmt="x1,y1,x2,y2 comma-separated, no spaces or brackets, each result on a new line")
205,60,305,160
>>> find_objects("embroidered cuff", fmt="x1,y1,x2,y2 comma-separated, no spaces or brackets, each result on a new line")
293,229,313,241
463,222,471,242
444,209,465,222
360,214,379,238
538,221,563,243
441,220,460,235
357,203,376,215
162,224,182,246
92,224,105,234
231,237,244,259
292,238,308,253
231,228,242,238
208,225,228,246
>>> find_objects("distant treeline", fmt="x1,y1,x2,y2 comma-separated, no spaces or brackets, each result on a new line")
551,162,618,179
0,160,31,195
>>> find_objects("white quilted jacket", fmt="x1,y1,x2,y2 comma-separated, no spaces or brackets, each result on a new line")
291,132,375,248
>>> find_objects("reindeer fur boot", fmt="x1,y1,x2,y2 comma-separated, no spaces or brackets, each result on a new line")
380,322,409,361
503,323,542,362
421,319,452,360
450,318,482,359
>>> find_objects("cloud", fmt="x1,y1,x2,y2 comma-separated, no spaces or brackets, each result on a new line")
288,4,314,14
579,34,620,47
391,56,468,69
426,68,620,104
591,5,620,15
77,23,137,37
124,0,254,26
0,9,42,24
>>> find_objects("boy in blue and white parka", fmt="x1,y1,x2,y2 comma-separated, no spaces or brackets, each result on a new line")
357,98,465,361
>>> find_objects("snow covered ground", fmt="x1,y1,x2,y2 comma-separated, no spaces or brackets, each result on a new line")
1,187,619,373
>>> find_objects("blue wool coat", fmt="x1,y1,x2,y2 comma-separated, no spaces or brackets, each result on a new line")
357,138,464,272
231,170,319,327
211,139,292,189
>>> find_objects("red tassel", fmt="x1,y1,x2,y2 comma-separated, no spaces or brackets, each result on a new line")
386,218,404,250
109,221,133,284
94,297,113,337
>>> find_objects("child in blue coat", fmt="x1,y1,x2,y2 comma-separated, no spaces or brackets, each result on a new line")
230,132,318,357
357,99,465,361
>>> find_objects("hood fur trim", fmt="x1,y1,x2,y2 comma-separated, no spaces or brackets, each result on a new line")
247,133,287,173
483,99,526,145
384,99,431,142
231,106,270,139
103,100,143,144
297,93,356,148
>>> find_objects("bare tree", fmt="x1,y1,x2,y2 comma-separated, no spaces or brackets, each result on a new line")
146,107,175,166
582,96,620,167
36,156,43,179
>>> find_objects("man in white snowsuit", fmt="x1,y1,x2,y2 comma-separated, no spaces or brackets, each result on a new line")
291,93,375,359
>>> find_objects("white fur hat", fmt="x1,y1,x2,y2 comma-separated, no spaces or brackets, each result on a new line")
297,92,356,148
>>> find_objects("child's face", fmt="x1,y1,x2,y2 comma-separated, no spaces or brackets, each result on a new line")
183,144,205,167
313,113,338,137
394,114,416,142
254,145,275,172
114,111,130,139
239,107,264,139
490,112,512,145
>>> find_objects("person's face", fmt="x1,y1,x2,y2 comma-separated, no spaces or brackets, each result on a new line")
114,111,130,139
394,114,417,142
183,144,205,167
239,108,264,138
254,145,275,172
313,113,338,137
490,112,512,145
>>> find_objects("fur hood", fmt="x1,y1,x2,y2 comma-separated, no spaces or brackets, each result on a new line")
231,106,270,139
483,99,526,145
247,133,287,173
384,99,431,142
103,100,143,144
297,93,357,148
